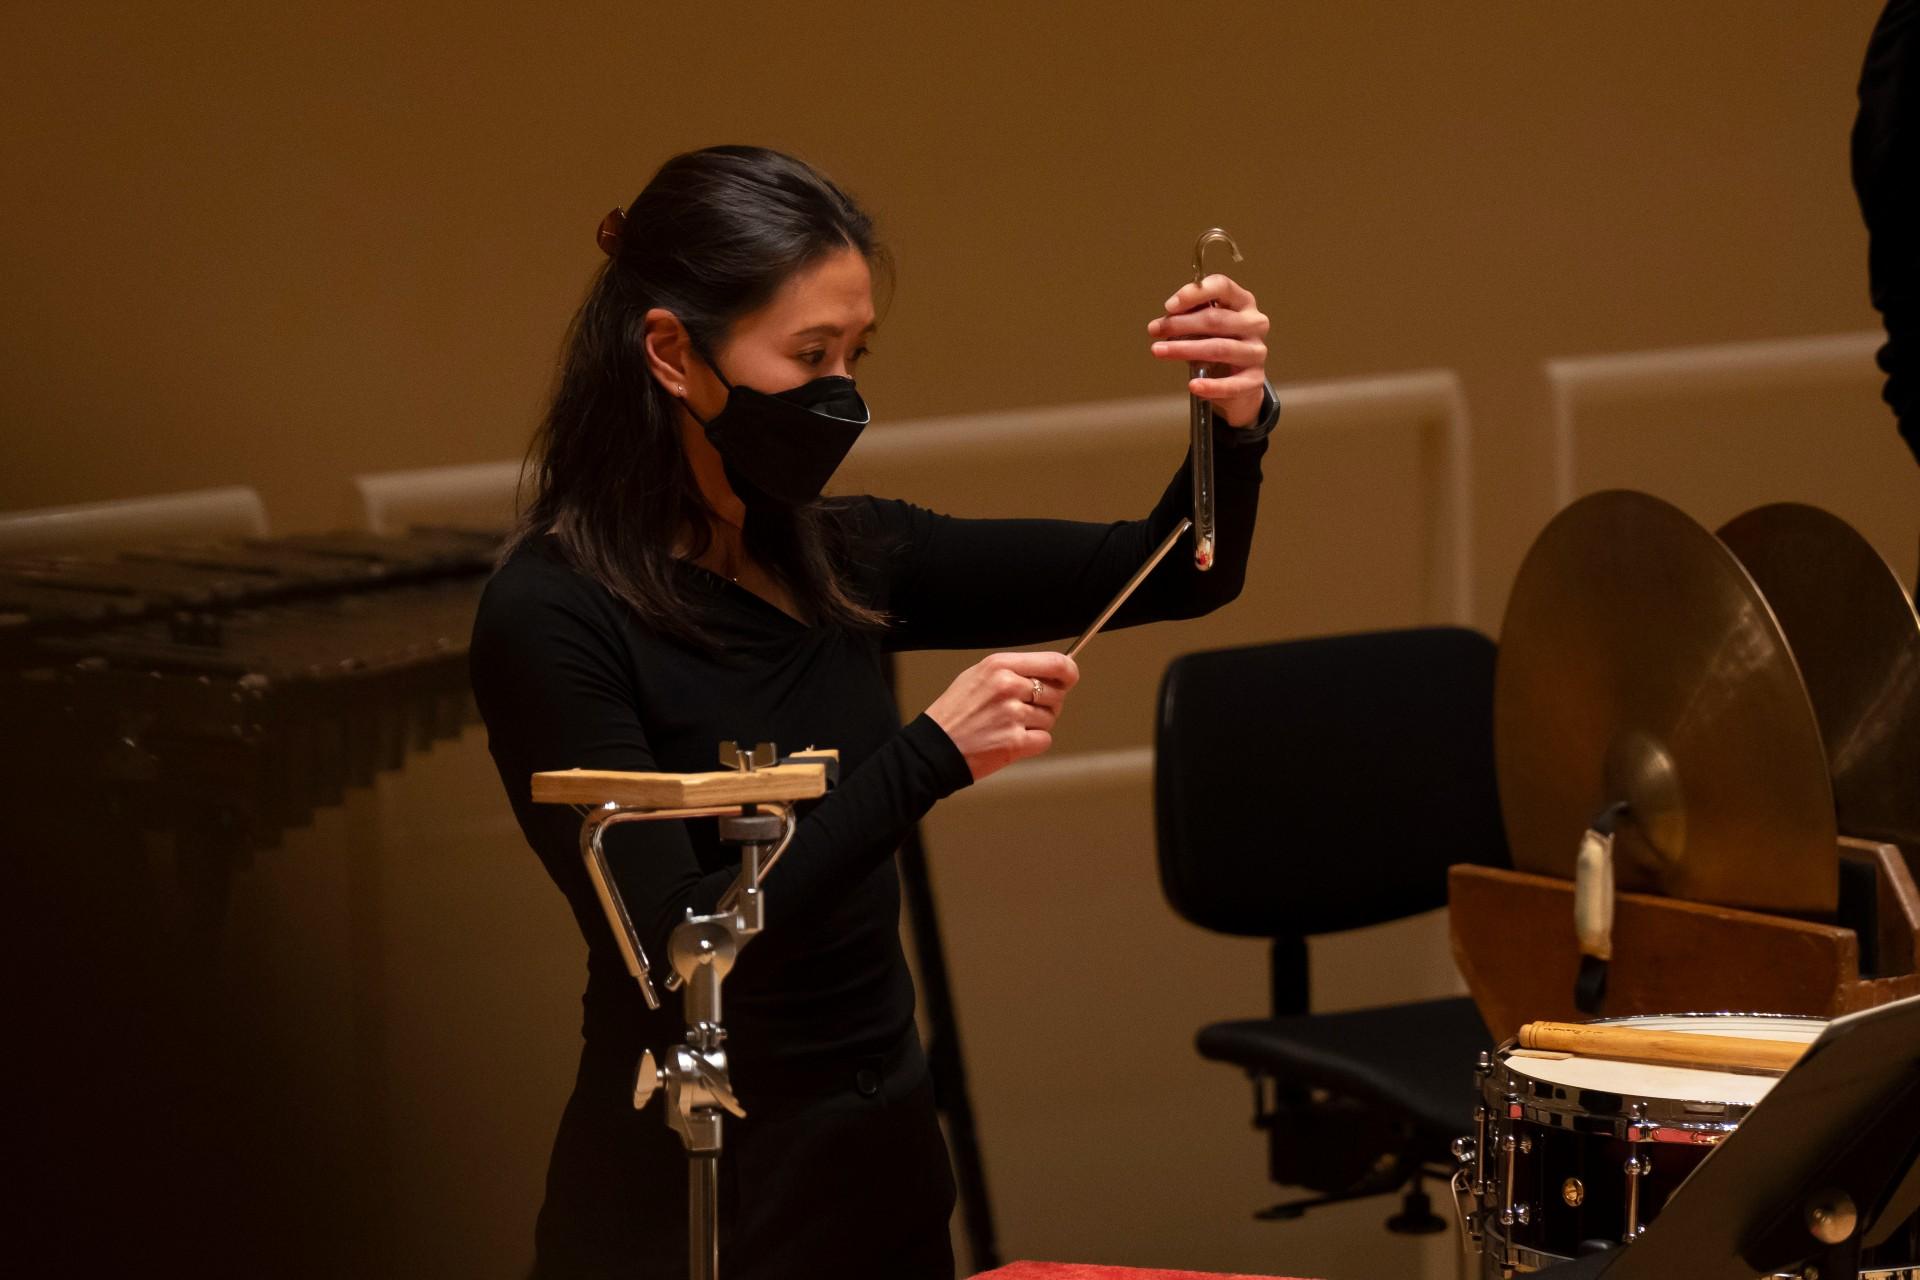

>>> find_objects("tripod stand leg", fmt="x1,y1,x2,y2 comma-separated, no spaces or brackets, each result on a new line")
898,826,1000,1268
888,658,1001,1273
691,1151,719,1280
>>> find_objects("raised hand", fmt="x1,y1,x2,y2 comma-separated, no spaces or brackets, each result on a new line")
1147,274,1270,428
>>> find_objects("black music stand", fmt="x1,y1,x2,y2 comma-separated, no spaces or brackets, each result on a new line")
1537,994,1920,1279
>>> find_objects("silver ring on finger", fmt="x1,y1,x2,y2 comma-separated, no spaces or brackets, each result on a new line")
1027,677,1044,705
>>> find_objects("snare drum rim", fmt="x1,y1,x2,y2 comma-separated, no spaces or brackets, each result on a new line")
1485,1011,1824,1139
1575,1010,1827,1030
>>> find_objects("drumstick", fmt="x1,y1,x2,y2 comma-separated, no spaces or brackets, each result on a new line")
1065,518,1192,660
1518,1021,1809,1074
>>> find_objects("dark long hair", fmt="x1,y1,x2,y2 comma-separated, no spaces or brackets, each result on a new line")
508,145,890,645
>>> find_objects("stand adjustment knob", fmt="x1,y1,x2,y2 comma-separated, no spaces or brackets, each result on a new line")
633,1049,662,1111
1805,1189,1857,1246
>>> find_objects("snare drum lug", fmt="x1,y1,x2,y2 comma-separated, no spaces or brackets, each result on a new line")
1472,1102,1489,1195
1500,1110,1521,1267
1474,1105,1489,1197
1624,1151,1650,1241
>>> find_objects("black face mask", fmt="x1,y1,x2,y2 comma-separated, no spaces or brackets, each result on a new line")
686,349,870,507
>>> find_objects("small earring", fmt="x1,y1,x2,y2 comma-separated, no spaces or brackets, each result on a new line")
678,385,686,395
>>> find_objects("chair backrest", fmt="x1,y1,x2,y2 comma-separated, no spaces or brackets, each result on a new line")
1154,626,1507,941
354,460,524,535
0,486,267,555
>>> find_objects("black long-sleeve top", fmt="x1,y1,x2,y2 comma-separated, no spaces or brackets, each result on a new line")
468,421,1267,1087
1854,0,1919,465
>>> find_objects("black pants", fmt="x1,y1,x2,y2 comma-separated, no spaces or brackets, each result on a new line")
532,1031,955,1279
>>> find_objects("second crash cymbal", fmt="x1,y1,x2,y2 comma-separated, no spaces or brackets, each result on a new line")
1496,491,1836,914
1719,502,1920,850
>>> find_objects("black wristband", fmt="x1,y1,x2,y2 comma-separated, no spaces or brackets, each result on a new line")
1226,379,1281,444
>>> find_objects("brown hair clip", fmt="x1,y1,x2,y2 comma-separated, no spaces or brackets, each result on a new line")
597,206,627,258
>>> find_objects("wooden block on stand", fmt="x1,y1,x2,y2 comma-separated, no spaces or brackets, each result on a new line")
1449,852,1920,1043
530,762,829,809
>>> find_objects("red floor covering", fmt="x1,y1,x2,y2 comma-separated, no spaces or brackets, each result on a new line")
975,1264,1314,1280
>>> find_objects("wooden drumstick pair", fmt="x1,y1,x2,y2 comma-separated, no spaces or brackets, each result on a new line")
1518,1020,1809,1074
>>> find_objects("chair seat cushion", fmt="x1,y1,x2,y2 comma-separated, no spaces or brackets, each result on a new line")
1195,995,1490,1141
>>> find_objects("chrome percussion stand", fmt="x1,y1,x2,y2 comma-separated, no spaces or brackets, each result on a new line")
532,741,833,1280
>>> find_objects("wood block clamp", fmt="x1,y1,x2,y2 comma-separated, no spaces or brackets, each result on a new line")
530,741,836,1280
531,745,835,1009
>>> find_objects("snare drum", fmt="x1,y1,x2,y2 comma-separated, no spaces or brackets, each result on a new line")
1452,1013,1919,1277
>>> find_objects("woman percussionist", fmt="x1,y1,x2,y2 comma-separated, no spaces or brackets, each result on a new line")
469,144,1278,1279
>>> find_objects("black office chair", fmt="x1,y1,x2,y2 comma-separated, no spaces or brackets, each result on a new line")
1154,627,1509,1231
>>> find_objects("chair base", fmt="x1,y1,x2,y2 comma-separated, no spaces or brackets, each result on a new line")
1383,1177,1449,1235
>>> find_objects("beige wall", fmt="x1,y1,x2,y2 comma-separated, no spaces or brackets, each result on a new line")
6,3,1915,1278
2,1,1898,619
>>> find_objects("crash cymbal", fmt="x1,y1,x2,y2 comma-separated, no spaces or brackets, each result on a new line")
1719,503,1920,848
1496,491,1836,914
